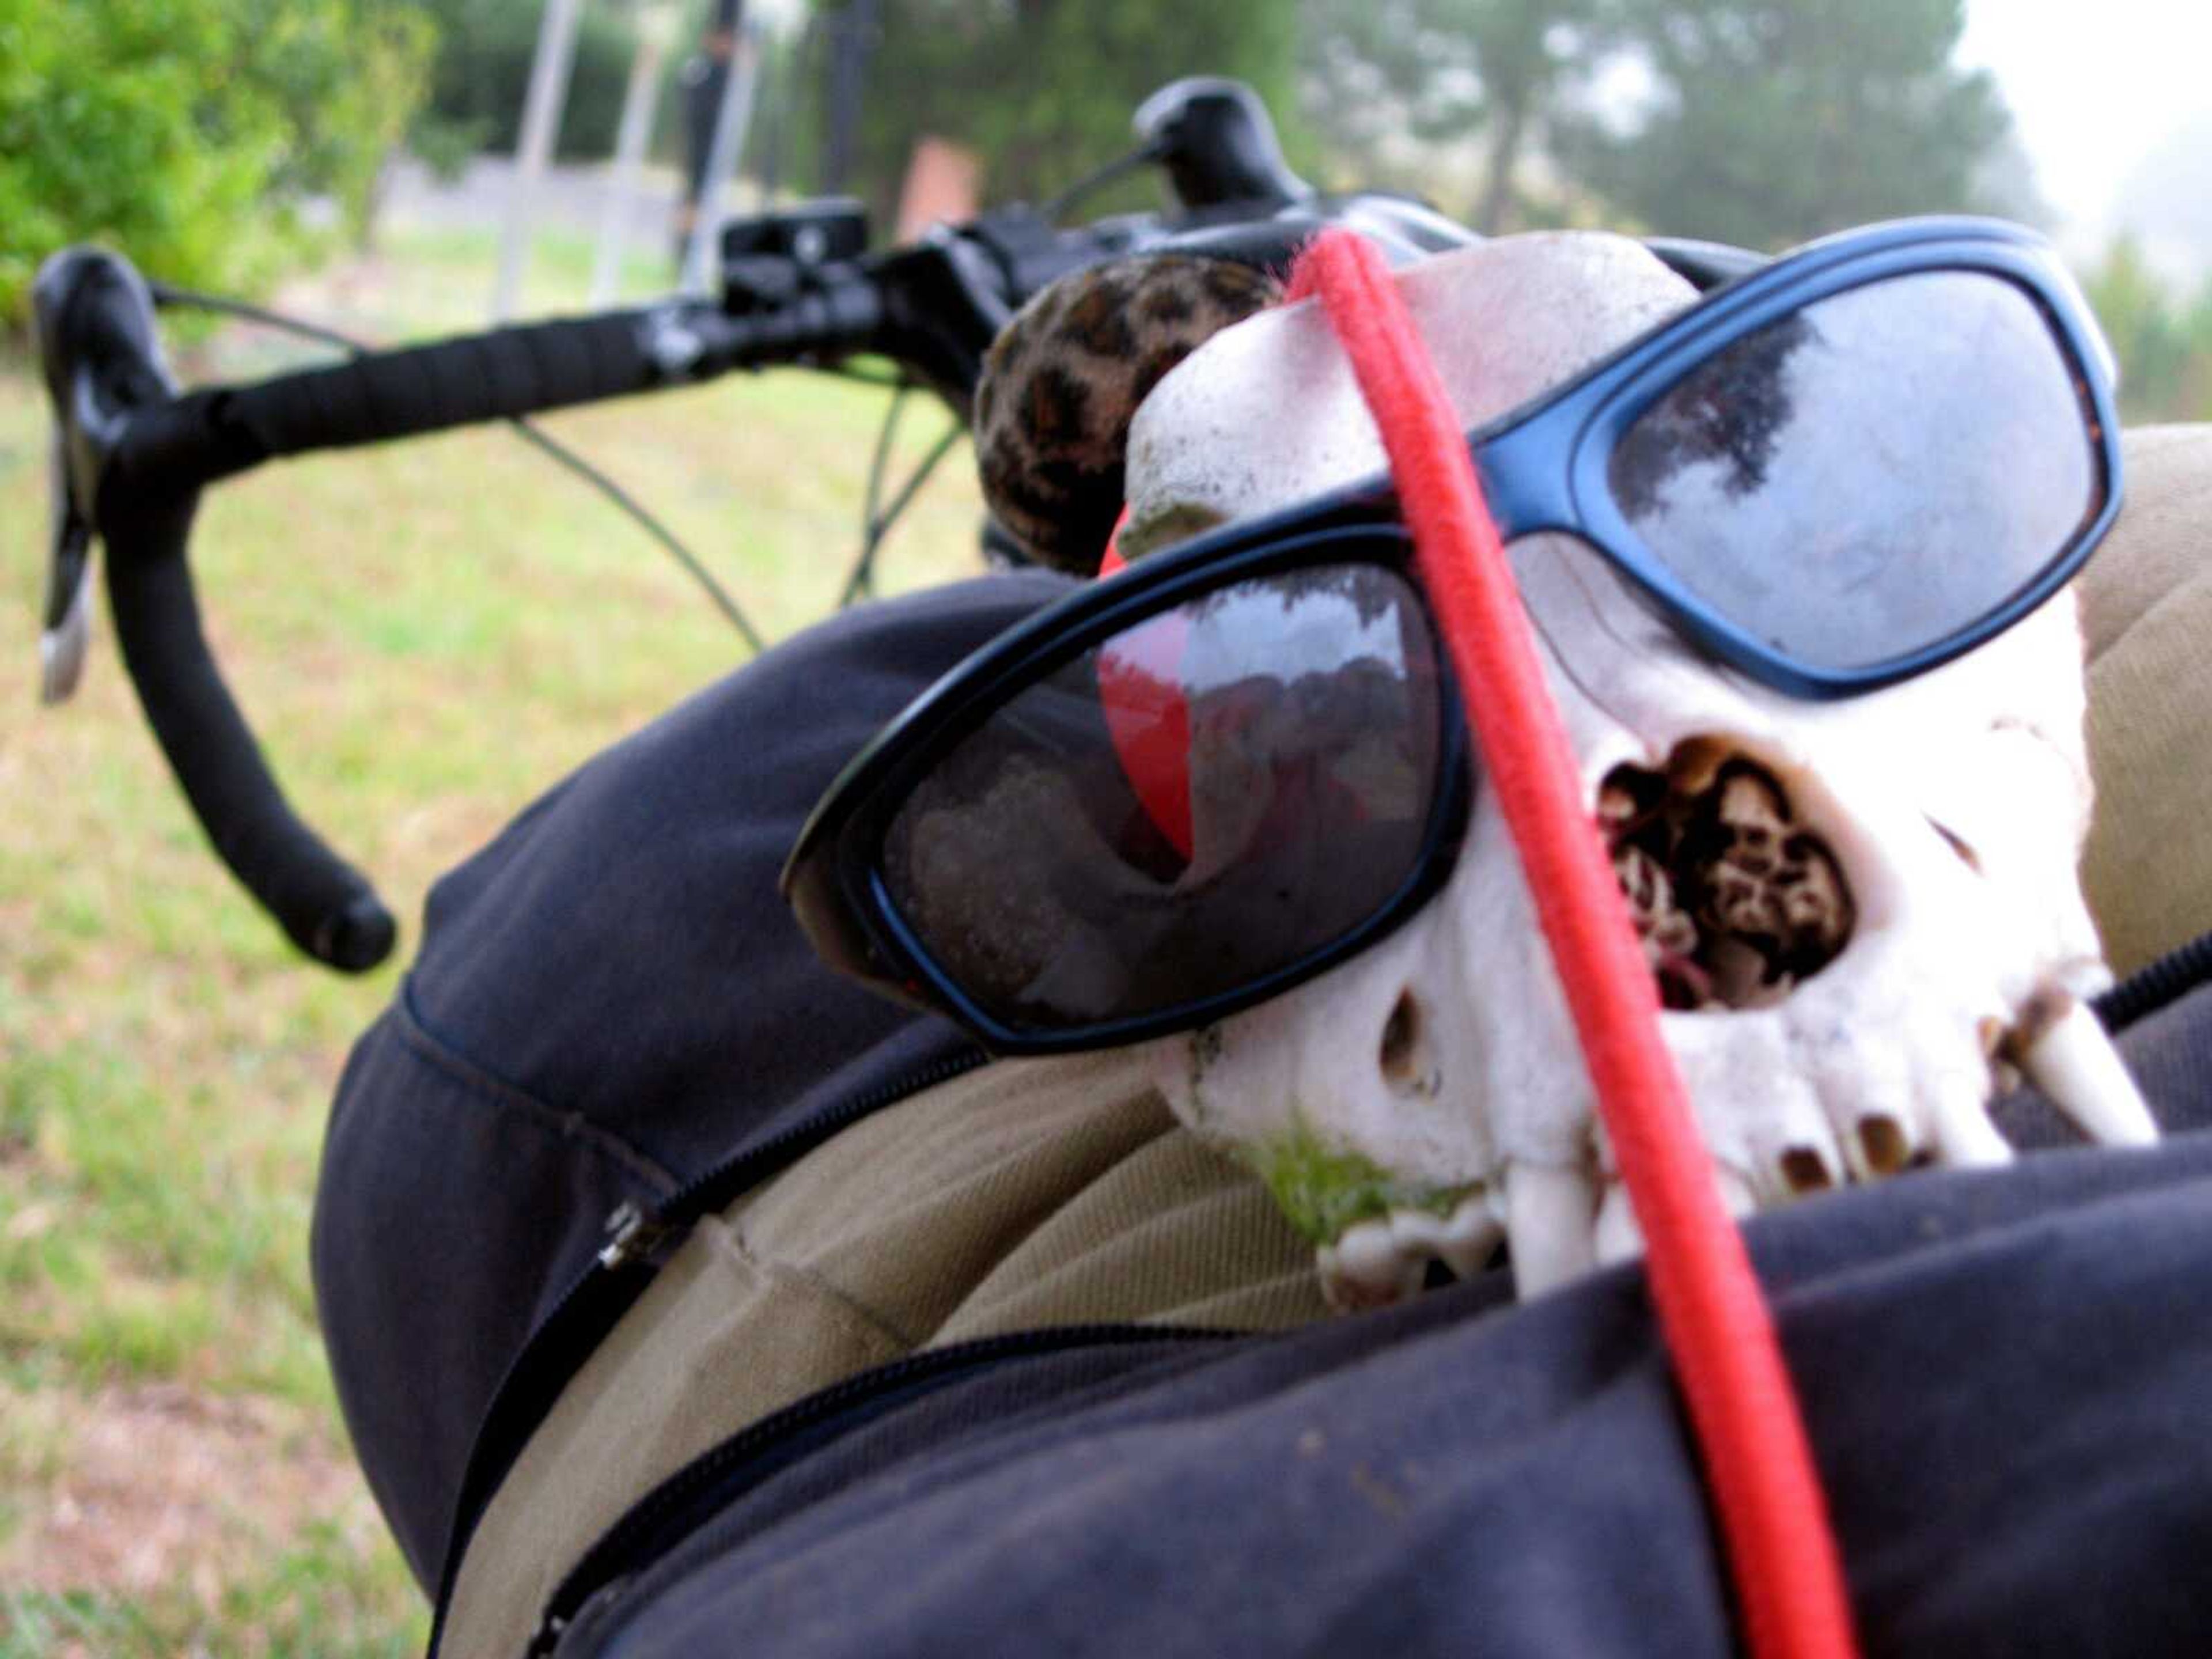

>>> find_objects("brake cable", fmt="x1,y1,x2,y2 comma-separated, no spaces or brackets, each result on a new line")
836,383,967,607
147,280,770,652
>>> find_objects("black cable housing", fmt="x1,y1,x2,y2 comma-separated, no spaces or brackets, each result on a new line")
2093,929,2212,1033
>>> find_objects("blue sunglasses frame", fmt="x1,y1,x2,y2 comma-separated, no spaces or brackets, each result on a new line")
1469,214,2119,698
784,215,2123,1052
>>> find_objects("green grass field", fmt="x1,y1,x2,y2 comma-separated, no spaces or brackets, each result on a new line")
0,219,983,1654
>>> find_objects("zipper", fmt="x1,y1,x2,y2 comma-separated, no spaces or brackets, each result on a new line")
524,1322,1238,1656
595,1200,672,1271
427,1042,990,1658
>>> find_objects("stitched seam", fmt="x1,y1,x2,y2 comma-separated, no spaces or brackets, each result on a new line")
2086,548,2212,668
391,979,681,1195
715,1215,920,1353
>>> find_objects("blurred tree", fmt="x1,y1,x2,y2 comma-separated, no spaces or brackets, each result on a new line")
2184,280,2212,422
237,0,441,244
1299,0,1611,232
2082,233,2212,424
1554,0,2012,248
412,0,642,161
0,0,434,327
837,0,1301,229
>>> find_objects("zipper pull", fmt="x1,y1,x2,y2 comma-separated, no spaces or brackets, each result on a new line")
531,1573,634,1657
597,1200,672,1271
525,1610,568,1657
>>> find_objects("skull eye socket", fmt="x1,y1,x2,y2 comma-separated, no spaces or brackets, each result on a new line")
879,562,1449,1035
1610,270,2102,672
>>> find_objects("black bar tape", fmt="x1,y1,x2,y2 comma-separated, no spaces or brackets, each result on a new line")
109,284,891,501
108,308,676,499
236,310,656,456
104,491,396,972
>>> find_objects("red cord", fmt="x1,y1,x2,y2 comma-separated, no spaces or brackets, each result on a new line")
1287,231,1858,1659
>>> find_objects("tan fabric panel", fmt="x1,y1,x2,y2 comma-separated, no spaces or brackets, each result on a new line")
2078,425,2212,975
930,1123,1326,1344
445,1052,1320,1656
442,1209,911,1658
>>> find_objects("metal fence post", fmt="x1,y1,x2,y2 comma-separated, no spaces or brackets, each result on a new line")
492,0,587,321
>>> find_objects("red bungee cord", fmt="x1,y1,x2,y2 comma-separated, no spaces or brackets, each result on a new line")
1284,229,1858,1659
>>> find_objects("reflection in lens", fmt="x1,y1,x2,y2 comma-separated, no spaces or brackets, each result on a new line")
882,563,1445,1033
1609,271,2101,671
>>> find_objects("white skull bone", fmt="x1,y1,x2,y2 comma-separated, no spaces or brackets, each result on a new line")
1116,233,2157,1307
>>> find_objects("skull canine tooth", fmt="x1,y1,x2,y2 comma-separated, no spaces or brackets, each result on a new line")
1504,1162,1600,1299
2013,997,2160,1147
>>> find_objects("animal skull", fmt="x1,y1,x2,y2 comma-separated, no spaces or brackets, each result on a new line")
1116,233,2157,1308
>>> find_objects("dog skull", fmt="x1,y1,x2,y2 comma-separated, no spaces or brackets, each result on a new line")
1118,233,2157,1307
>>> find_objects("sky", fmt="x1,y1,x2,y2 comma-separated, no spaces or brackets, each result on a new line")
1958,1,2212,271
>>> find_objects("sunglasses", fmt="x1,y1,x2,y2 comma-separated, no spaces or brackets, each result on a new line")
783,217,2122,1054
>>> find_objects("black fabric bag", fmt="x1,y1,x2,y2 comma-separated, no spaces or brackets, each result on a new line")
313,573,2212,1656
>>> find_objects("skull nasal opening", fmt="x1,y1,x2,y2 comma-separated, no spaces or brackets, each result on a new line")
1600,739,1856,1012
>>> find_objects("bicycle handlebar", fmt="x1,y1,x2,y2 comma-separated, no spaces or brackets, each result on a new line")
36,248,402,968
112,286,888,499
36,251,912,971
32,77,1484,973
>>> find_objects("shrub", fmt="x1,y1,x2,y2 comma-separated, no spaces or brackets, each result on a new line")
0,0,433,328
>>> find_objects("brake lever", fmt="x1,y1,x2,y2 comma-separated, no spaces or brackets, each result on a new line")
32,247,177,703
41,441,94,703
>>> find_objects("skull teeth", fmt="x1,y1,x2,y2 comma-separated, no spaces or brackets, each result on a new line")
1315,1196,1502,1312
2010,994,2159,1147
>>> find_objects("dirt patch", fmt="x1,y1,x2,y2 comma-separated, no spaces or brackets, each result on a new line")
0,1380,386,1599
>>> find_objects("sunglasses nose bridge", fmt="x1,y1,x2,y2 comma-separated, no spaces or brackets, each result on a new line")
1468,419,1578,544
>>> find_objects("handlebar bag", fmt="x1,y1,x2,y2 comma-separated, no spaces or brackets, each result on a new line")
321,427,2212,1657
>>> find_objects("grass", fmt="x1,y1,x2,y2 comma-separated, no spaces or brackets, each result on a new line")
0,212,984,1651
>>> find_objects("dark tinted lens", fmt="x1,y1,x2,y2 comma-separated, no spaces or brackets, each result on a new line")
881,562,1446,1033
1609,270,2101,671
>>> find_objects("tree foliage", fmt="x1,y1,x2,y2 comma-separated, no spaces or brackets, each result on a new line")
1552,0,2010,248
2084,234,2212,425
1296,0,2019,248
410,0,645,161
840,0,1301,226
1299,0,1608,231
0,0,434,327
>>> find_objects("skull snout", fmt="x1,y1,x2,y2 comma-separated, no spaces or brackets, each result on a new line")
1602,737,1857,1012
